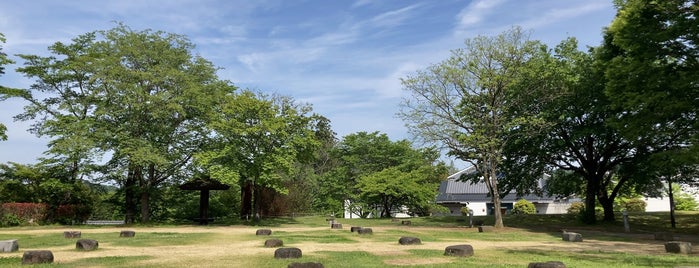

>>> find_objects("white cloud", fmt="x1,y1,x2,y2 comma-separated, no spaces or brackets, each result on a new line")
455,0,506,30
519,1,611,29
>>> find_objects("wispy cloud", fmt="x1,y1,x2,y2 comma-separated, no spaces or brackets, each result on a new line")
454,0,506,30
519,2,611,29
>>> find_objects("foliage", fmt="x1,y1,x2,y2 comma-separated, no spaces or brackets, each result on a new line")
0,32,15,141
512,199,536,215
0,203,48,225
197,89,322,219
674,185,699,211
616,198,646,212
399,27,548,228
460,206,472,216
567,202,585,215
323,131,446,218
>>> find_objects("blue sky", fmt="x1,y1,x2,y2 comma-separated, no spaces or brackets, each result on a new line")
0,0,617,165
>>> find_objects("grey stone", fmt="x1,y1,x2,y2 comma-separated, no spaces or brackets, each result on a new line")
444,244,474,257
357,228,373,235
0,239,18,252
76,239,99,251
288,262,324,268
528,261,567,268
264,239,283,248
350,226,362,232
562,232,582,242
331,223,343,229
64,231,81,238
665,241,692,254
22,250,54,264
256,229,272,235
274,247,302,259
401,220,412,225
478,226,494,232
399,236,421,245
120,230,136,237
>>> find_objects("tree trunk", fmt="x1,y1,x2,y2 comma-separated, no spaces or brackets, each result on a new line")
668,179,676,228
124,166,139,224
241,180,252,219
583,178,598,224
489,170,504,228
140,190,150,223
600,198,615,222
252,182,260,221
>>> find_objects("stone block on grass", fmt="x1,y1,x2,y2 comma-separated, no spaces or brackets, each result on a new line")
274,247,302,259
264,239,283,248
665,241,692,254
478,226,494,232
0,239,18,252
350,226,362,232
76,239,99,251
401,220,412,226
562,232,582,242
120,230,136,237
288,262,324,268
331,223,343,229
256,229,272,236
399,236,421,245
64,231,81,238
22,250,54,265
357,228,373,235
528,261,567,268
444,244,473,257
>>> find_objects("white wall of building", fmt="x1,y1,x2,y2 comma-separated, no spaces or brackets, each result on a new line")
645,197,671,212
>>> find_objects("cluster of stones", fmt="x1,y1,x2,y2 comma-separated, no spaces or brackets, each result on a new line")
4,230,137,265
256,229,323,267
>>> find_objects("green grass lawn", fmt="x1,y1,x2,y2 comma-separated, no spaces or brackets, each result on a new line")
0,212,697,267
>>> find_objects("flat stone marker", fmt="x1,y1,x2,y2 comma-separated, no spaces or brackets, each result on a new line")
76,239,99,251
399,236,421,245
256,229,272,235
562,232,582,242
64,231,81,238
654,232,674,241
665,241,692,254
331,223,343,229
0,239,18,252
478,226,494,232
528,261,567,268
444,244,474,257
22,250,54,265
264,239,283,248
274,247,302,259
288,262,324,268
120,230,136,237
357,228,373,235
350,226,362,232
401,220,412,226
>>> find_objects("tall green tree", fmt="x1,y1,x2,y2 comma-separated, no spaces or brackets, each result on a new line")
11,24,233,223
601,0,698,223
399,27,547,228
197,90,321,220
0,32,16,141
322,131,444,218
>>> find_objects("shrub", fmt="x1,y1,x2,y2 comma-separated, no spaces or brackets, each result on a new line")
619,198,646,212
567,201,585,214
512,199,536,215
460,206,472,216
1,213,22,227
0,203,48,225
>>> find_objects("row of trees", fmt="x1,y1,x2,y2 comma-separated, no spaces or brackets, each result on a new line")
400,0,697,227
0,25,447,223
